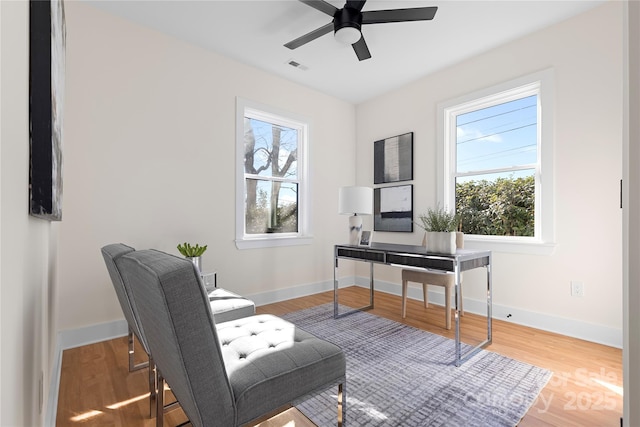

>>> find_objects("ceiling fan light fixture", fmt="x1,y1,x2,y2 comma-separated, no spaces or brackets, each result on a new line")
334,26,361,45
284,0,438,61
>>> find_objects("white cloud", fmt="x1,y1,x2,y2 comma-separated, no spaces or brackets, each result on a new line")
457,126,502,143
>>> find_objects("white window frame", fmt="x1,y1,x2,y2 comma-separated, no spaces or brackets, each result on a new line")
437,69,555,255
235,97,312,250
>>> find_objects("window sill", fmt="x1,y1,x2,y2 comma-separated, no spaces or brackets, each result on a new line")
463,236,556,256
235,235,313,250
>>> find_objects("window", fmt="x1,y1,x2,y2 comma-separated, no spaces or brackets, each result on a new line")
235,98,311,249
437,70,555,254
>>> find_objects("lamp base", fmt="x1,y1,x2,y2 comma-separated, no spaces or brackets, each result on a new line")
348,215,363,245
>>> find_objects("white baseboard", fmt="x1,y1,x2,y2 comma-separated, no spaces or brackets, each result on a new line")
247,279,336,306
357,277,623,349
58,318,129,350
45,275,621,426
45,320,129,426
44,339,62,427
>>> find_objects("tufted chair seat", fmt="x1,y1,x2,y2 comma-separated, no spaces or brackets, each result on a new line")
208,288,256,324
117,249,346,427
217,314,345,425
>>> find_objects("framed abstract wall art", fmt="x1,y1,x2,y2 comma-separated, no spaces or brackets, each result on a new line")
29,0,66,220
373,132,413,184
374,184,413,232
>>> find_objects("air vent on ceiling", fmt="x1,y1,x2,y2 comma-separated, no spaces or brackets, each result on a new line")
287,59,308,71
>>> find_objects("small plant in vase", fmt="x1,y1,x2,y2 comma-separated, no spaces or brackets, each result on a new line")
177,242,207,272
416,206,460,254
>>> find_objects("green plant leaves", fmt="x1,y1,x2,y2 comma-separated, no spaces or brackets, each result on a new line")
176,242,208,257
417,205,459,232
456,176,534,236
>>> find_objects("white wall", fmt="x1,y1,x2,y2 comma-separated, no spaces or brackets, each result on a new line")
355,2,623,346
0,1,59,425
0,0,630,424
623,0,640,424
57,2,357,332
59,2,625,345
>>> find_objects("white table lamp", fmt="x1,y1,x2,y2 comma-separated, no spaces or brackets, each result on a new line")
339,186,373,245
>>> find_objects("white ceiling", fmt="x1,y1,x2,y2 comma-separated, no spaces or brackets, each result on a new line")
88,0,606,104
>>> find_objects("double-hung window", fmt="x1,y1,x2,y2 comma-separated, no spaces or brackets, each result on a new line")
235,98,311,249
438,70,555,254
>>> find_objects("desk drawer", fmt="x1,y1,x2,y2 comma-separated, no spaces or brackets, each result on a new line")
336,248,385,263
386,253,454,271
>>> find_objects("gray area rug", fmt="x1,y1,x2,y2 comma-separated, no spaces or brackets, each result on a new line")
283,304,552,427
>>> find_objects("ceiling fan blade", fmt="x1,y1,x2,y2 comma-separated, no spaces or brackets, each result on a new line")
352,36,371,61
284,22,334,49
345,0,367,12
299,0,339,17
362,7,438,25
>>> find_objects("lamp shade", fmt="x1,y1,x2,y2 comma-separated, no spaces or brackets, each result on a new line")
339,186,373,215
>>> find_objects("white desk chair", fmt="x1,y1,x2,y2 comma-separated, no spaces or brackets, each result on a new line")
401,232,464,329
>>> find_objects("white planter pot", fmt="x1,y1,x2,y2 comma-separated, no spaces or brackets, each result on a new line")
425,231,457,255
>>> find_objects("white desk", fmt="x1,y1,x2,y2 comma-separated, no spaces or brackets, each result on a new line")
333,242,492,367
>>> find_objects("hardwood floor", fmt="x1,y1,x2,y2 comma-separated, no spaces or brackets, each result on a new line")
56,287,622,426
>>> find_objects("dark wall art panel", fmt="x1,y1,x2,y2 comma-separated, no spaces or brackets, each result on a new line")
29,0,66,221
374,184,413,232
373,132,413,184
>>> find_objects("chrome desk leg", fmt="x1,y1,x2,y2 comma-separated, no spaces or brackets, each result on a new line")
455,255,493,367
454,266,462,367
487,256,493,343
334,255,375,319
334,255,339,318
369,262,374,308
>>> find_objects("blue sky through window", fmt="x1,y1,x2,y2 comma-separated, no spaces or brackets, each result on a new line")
247,118,298,179
456,94,537,179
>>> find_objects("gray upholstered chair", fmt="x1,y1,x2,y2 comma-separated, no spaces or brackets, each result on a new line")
101,243,257,418
117,249,346,427
207,287,256,323
102,243,257,360
101,243,158,415
101,243,148,371
401,232,465,329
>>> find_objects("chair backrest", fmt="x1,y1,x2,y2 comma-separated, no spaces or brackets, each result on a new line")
101,243,150,353
117,249,235,427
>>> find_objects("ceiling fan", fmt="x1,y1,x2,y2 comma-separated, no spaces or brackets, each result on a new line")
284,0,438,61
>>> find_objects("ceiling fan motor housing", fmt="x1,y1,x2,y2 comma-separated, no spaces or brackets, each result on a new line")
334,7,363,34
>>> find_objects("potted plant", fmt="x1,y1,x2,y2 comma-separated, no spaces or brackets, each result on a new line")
416,206,461,254
177,242,207,272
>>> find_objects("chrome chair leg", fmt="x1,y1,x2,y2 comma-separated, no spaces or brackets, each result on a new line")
128,328,149,372
338,381,346,427
156,370,165,427
149,355,157,418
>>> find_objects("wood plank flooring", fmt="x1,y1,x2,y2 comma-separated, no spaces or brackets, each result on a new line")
56,287,623,426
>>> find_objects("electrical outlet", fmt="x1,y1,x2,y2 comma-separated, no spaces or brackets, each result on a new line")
571,281,585,297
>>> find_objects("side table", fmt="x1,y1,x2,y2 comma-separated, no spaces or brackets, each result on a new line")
201,271,217,291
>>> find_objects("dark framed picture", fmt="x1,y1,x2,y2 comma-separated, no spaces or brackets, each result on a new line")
374,132,413,184
359,230,373,246
29,0,66,221
374,185,413,232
